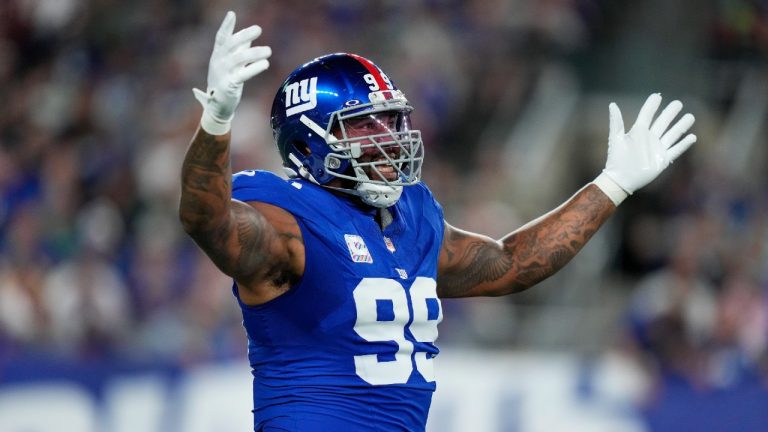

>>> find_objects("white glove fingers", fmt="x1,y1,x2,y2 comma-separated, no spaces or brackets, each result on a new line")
608,102,625,138
650,100,682,138
661,113,695,148
666,134,697,162
233,59,270,84
215,11,236,47
227,25,263,52
197,13,269,133
234,46,272,67
192,87,209,105
631,93,662,131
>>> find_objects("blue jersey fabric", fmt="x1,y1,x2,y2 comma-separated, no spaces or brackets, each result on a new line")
231,170,445,432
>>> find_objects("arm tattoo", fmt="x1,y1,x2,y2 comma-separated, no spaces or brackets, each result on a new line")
179,130,270,280
438,185,615,298
194,203,269,277
178,129,300,290
179,130,231,231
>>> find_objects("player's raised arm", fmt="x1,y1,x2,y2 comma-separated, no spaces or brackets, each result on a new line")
437,93,697,298
179,12,290,299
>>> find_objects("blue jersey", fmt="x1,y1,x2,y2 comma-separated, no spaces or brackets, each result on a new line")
231,170,445,432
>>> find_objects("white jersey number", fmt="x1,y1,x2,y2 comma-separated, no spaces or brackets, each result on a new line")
352,277,442,385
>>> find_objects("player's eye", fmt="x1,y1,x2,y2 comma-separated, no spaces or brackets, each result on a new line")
349,119,378,130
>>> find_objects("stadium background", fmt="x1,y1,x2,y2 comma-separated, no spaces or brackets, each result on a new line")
1,0,766,431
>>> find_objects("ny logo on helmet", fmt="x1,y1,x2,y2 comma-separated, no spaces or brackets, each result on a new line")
285,77,318,116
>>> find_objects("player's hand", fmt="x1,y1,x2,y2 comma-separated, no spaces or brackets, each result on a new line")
193,11,271,135
602,93,696,194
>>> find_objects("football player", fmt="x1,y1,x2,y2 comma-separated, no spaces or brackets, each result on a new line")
179,11,696,432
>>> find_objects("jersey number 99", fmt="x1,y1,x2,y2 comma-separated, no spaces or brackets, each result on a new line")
352,277,442,385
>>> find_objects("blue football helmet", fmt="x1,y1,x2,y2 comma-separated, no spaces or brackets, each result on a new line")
270,53,423,208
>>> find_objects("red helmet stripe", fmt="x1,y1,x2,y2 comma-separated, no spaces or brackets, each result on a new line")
347,54,390,90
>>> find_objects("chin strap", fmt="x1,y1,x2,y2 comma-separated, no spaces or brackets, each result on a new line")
356,183,402,208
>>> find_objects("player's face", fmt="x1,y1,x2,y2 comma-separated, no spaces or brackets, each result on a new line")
337,112,404,182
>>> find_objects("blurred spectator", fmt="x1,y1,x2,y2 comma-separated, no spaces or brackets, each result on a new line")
627,215,719,386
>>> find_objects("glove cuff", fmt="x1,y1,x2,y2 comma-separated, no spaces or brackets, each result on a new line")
200,109,232,136
593,172,629,206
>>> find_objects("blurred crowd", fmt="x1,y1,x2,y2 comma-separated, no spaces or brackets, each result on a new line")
1,0,767,418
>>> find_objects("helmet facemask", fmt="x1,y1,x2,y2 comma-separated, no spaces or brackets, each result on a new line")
317,96,424,208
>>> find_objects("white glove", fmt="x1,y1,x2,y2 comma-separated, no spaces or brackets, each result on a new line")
594,93,696,205
193,11,271,135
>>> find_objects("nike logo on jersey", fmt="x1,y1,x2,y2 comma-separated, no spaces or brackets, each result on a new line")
395,268,407,279
344,234,373,264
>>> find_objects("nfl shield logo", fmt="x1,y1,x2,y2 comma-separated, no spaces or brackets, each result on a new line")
383,236,396,253
344,234,373,263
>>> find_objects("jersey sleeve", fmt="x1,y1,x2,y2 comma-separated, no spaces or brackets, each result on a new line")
415,182,445,239
232,170,293,203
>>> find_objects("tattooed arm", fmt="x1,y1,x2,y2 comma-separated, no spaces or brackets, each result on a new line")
436,93,697,298
179,128,304,305
437,184,615,298
179,13,299,305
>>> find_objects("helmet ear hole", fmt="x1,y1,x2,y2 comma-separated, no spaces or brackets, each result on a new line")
292,140,311,156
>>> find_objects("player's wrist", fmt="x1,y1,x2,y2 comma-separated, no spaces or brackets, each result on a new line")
593,171,629,206
200,108,232,135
